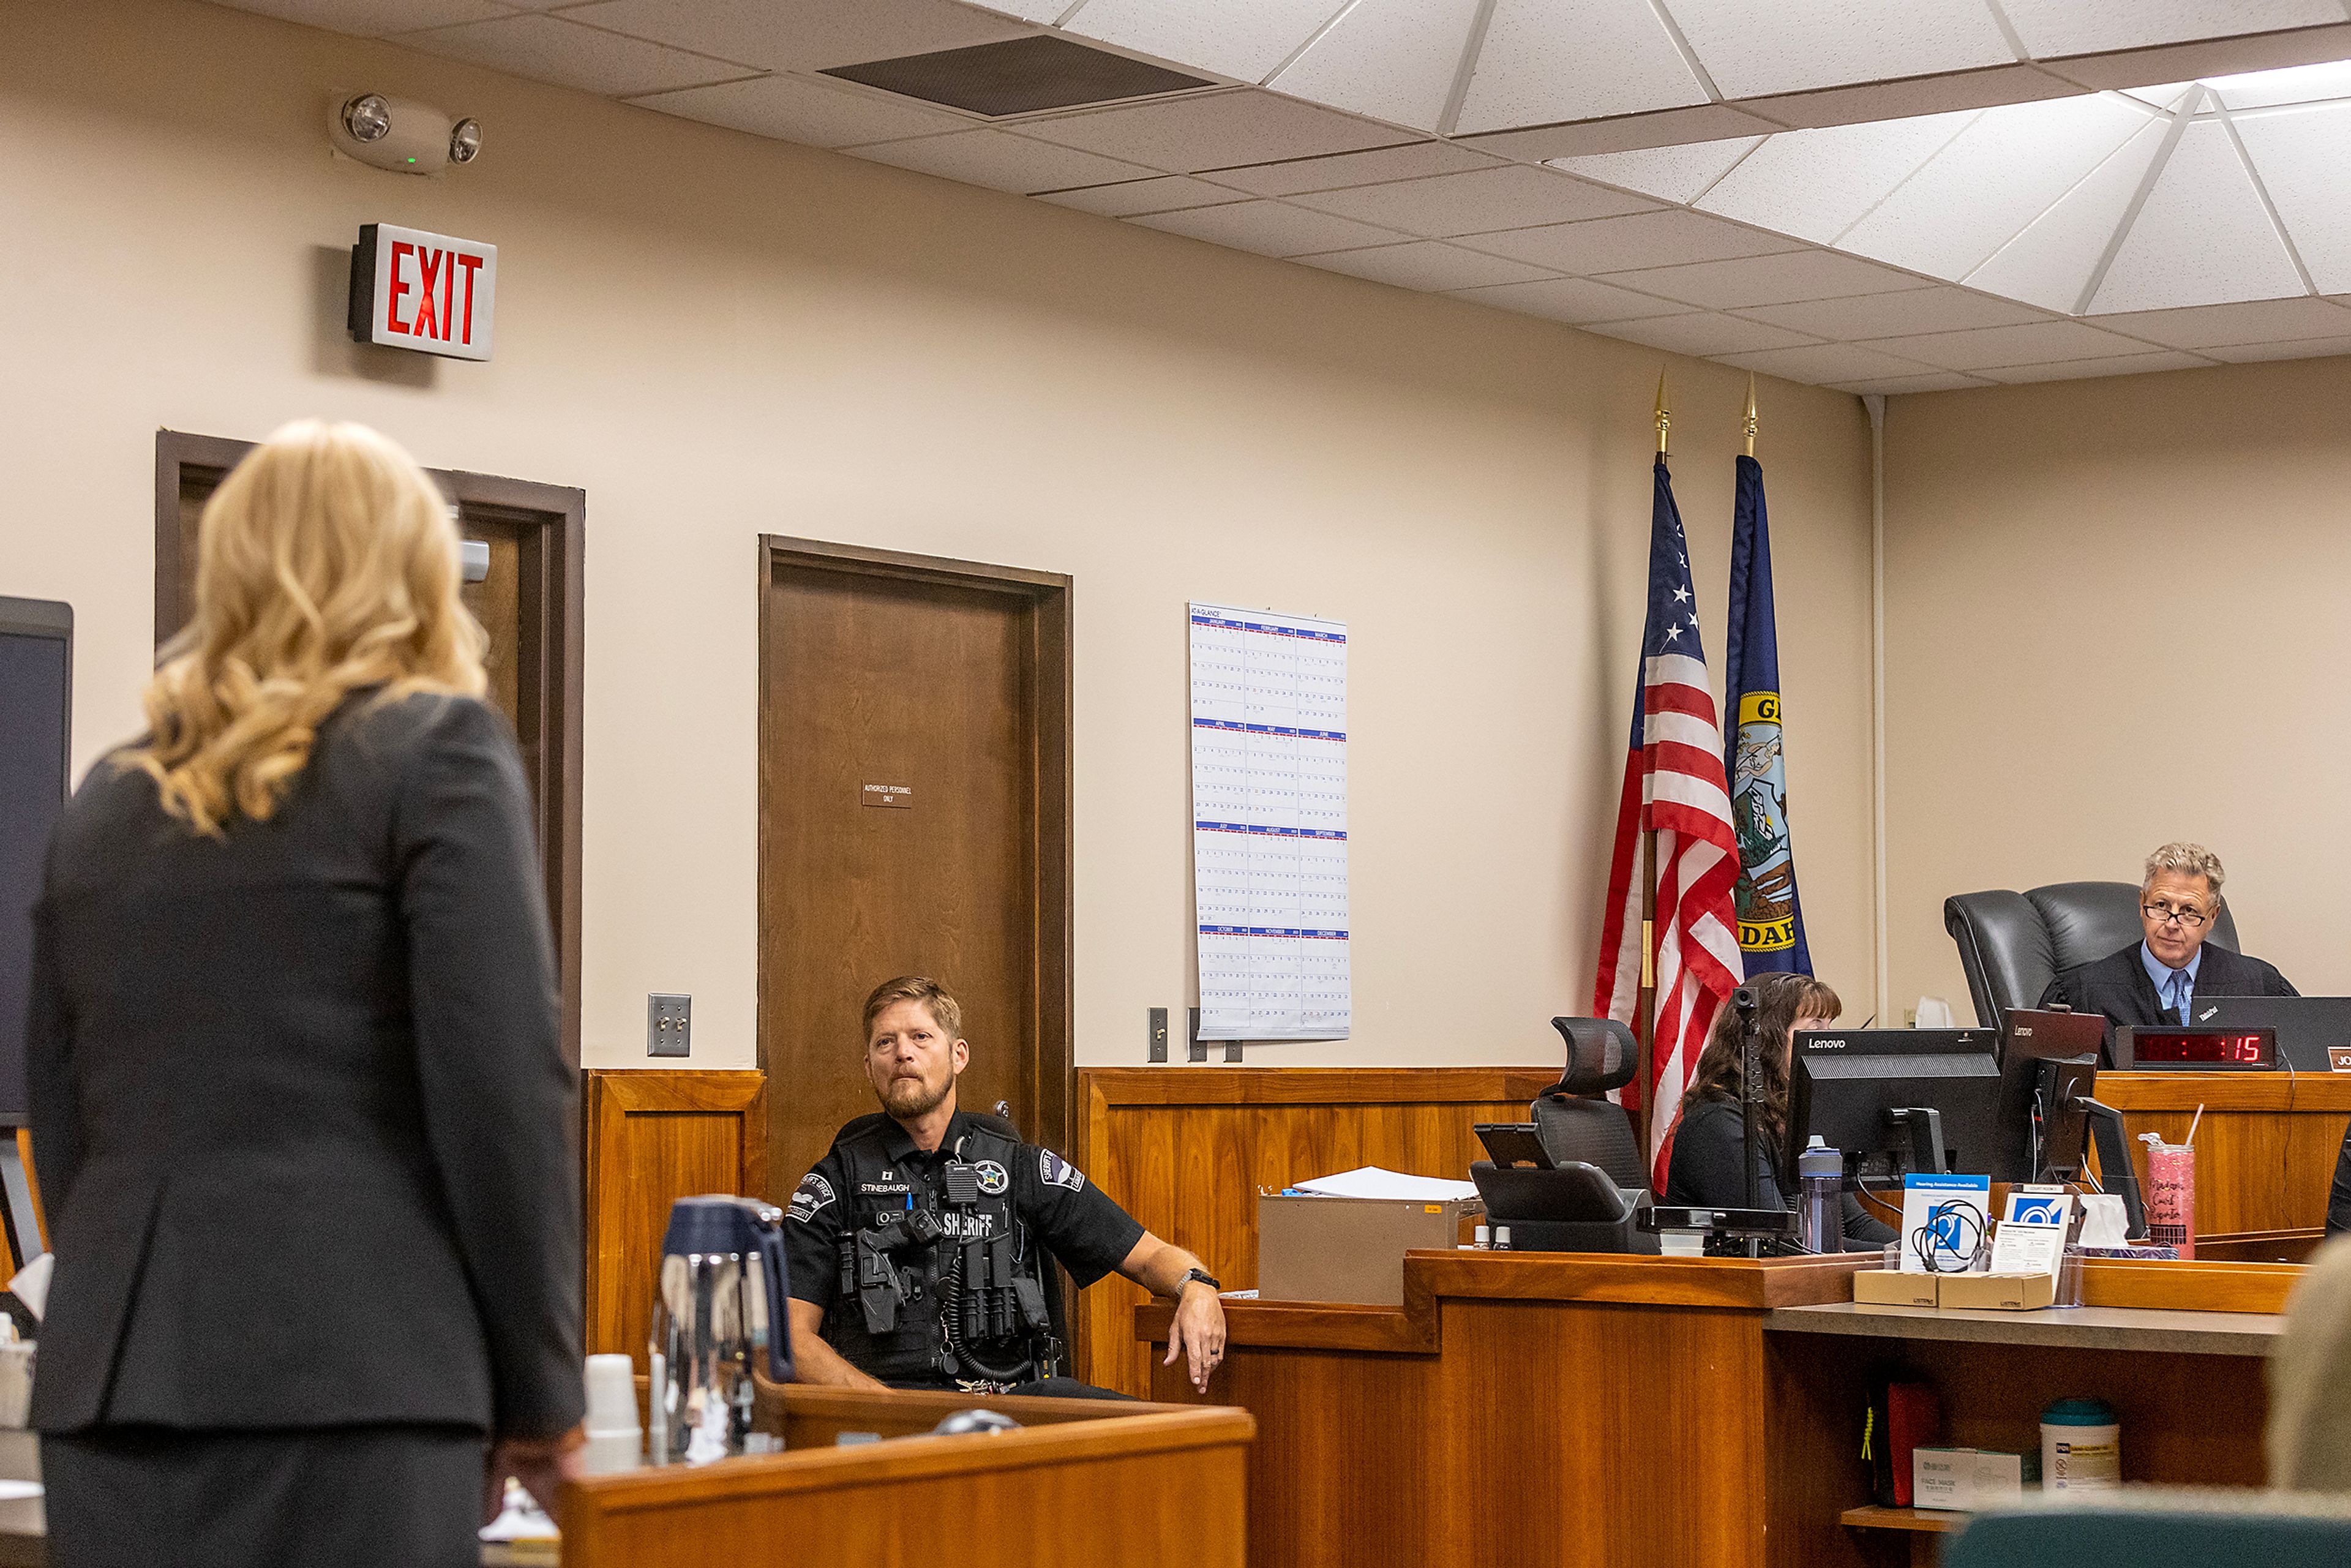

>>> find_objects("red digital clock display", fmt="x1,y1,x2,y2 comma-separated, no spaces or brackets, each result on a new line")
2124,1029,2277,1069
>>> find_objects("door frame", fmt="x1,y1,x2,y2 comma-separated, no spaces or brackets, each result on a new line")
754,533,1074,1163
154,430,587,1064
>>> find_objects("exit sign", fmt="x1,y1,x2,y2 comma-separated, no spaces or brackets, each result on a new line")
348,223,496,361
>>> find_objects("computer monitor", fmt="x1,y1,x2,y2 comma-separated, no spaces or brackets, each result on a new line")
1787,1029,2003,1182
1992,1008,2107,1182
2189,997,2349,1073
0,598,71,1130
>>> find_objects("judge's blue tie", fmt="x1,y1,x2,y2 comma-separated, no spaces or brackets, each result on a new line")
2164,967,2191,1024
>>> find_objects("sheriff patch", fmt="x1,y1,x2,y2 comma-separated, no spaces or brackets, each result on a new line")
1040,1151,1086,1193
788,1172,835,1223
974,1160,1010,1196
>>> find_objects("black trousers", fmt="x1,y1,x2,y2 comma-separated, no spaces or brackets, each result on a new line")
42,1424,486,1568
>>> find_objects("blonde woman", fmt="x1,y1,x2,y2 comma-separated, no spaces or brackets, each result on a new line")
22,422,582,1567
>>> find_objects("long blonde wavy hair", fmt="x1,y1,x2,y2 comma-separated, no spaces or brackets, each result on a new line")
123,420,487,835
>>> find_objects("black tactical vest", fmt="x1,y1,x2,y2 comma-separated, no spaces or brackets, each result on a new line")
825,1114,1059,1389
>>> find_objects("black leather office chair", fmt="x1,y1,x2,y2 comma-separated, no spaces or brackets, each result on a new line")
1530,1017,1646,1190
1943,880,2240,1028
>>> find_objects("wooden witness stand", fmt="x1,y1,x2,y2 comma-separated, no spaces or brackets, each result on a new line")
560,1384,1253,1568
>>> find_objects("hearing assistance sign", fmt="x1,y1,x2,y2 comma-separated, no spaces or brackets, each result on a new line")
348,224,496,361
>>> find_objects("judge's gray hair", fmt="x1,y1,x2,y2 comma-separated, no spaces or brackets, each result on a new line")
2143,842,2225,901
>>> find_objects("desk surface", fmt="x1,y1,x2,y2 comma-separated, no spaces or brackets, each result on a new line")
1769,1300,2286,1357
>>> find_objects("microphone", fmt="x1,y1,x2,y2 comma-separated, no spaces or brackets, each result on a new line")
1732,985,1759,1015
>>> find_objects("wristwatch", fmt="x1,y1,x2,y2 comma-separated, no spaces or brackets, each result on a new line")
1174,1267,1221,1296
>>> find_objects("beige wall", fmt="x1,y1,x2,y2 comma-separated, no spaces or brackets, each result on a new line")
1883,356,2351,1020
0,0,1878,1073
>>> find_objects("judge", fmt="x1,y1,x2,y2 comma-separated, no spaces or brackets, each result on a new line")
2039,842,2295,1028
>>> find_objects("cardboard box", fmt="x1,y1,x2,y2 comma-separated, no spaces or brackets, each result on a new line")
1256,1193,1482,1304
1913,1447,2039,1512
1912,1447,1971,1509
1936,1270,2057,1311
1854,1269,1940,1307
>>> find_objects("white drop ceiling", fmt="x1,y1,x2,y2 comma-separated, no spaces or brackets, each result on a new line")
218,0,2351,391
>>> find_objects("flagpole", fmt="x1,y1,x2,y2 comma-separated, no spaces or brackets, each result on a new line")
1743,374,1758,458
1636,372,1671,1169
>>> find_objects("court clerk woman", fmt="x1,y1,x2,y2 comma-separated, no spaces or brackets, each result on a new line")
23,422,583,1566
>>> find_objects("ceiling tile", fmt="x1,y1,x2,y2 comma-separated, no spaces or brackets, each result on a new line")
1831,372,1997,392
1663,0,2015,101
1039,176,1248,217
628,74,973,148
847,129,1157,193
1019,89,1403,173
222,0,509,34
1974,350,2214,381
1209,140,1501,195
1452,0,1710,135
1865,319,2153,370
2209,58,2351,111
1470,208,1805,274
1738,287,2052,338
1271,0,1484,131
1717,342,1943,383
1460,104,1782,162
1995,0,2341,61
558,0,1026,73
1600,249,1934,309
962,0,1060,18
1065,0,1345,84
2235,102,2351,295
397,14,760,96
1698,111,1979,246
1584,313,1821,356
1738,64,2085,132
1963,116,2173,312
2045,24,2351,89
2089,118,2306,313
1837,92,2156,278
1548,138,1762,203
1289,165,1655,237
1295,241,1556,290
1444,276,1693,323
1127,199,1403,257
2201,333,2351,362
2086,295,2351,348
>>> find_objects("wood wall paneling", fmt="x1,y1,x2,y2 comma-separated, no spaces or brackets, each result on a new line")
583,1069,768,1365
1074,1067,1560,1394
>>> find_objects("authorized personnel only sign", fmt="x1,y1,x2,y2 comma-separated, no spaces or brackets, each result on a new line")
347,223,496,361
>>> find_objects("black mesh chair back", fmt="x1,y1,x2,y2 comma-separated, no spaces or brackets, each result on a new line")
1529,1017,1647,1191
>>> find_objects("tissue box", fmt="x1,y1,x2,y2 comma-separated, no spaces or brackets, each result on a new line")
1913,1447,2039,1510
1256,1194,1481,1304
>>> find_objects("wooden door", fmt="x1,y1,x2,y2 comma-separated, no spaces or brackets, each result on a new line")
757,537,1071,1196
155,431,585,1061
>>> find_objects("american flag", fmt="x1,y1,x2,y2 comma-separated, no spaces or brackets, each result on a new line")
1592,459,1744,1190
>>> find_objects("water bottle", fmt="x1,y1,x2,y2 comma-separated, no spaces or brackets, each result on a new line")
1796,1135,1842,1255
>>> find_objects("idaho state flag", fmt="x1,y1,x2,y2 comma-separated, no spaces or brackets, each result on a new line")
1722,452,1812,977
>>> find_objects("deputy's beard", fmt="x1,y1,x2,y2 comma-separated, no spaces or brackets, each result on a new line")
879,1072,952,1120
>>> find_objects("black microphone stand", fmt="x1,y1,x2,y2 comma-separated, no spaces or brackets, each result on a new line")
1733,985,1763,1259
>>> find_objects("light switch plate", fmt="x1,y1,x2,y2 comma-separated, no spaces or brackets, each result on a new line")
648,993,691,1057
1149,1007,1169,1063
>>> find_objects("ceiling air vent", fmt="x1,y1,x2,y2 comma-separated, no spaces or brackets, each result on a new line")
823,35,1213,119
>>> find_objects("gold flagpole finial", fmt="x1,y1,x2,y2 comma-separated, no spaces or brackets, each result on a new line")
1742,373,1758,458
1654,370,1671,457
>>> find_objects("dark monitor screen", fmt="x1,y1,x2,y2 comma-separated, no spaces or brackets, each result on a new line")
1993,1009,2107,1183
1788,1028,2003,1182
0,599,73,1127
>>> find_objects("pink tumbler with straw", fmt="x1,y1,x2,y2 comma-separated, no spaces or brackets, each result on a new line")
2139,1131,2195,1258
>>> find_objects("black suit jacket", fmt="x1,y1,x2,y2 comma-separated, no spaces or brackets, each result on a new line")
2038,940,2297,1030
24,694,583,1438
